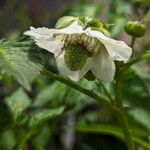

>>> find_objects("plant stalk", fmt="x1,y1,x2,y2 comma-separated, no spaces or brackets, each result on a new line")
115,64,135,150
43,69,135,150
42,69,117,112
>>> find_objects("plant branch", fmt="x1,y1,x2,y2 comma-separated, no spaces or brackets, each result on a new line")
115,109,135,150
130,37,136,49
121,51,150,73
115,64,135,150
98,80,114,103
43,69,135,150
42,69,117,112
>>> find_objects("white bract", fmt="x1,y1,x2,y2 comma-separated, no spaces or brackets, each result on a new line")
24,20,132,81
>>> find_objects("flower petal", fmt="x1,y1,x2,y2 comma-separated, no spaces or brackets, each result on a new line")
35,39,64,55
86,29,132,63
55,51,91,81
24,27,64,54
24,26,53,39
24,21,84,38
90,47,116,81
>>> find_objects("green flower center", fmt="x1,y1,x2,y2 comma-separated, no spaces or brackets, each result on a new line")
64,43,91,71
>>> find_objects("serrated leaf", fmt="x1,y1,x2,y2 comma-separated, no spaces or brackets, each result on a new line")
0,38,43,90
28,107,64,128
5,88,31,120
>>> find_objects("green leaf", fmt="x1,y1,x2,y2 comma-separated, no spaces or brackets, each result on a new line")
76,124,149,149
0,38,43,90
28,107,65,128
5,88,31,121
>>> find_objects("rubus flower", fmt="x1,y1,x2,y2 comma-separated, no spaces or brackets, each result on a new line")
24,16,132,81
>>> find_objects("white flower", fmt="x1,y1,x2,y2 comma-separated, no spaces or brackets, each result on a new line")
24,21,132,81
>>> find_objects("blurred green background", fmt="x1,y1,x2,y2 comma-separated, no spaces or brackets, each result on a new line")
0,0,150,150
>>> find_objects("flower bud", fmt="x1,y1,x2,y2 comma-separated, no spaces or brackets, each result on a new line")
55,16,77,29
78,16,110,36
125,21,146,37
78,16,101,29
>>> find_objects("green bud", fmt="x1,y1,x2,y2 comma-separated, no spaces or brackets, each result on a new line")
55,16,77,29
78,16,101,29
64,43,89,71
78,16,110,36
125,21,146,37
84,71,95,81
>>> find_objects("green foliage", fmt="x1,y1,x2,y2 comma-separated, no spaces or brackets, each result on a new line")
109,0,132,37
0,0,150,150
76,124,149,149
5,88,31,121
63,0,103,18
27,107,64,128
33,81,66,107
0,37,42,90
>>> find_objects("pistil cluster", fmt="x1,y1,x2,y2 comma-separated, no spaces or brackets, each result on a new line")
59,34,101,71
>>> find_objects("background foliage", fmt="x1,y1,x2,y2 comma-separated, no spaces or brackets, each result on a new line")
0,0,150,150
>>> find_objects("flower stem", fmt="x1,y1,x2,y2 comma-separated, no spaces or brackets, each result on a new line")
115,64,135,150
43,69,135,149
121,51,150,73
42,69,117,112
114,109,135,150
130,36,135,49
98,80,114,103
130,36,136,58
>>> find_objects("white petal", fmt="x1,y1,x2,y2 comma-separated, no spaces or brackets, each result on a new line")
24,26,53,40
42,21,84,35
90,47,116,81
24,27,64,54
55,51,91,81
35,39,64,55
59,21,84,34
24,21,84,38
86,29,132,63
